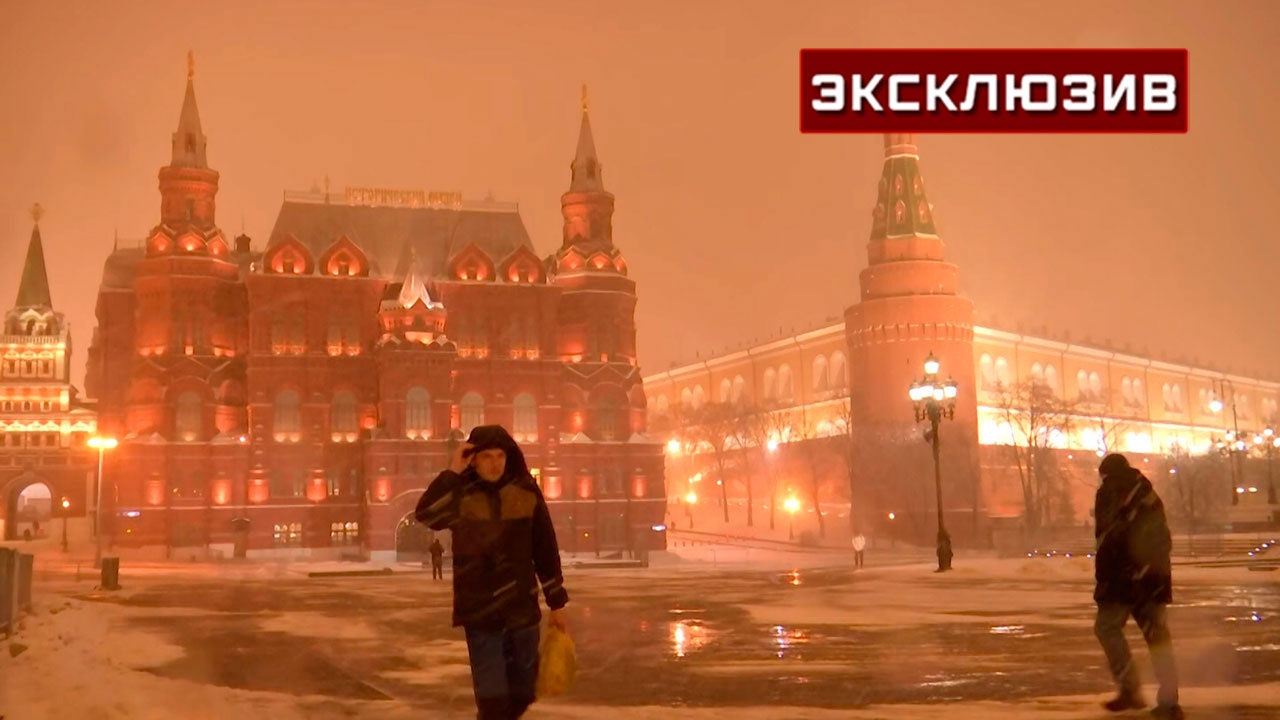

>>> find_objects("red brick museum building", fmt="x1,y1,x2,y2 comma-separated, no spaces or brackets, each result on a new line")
80,63,666,559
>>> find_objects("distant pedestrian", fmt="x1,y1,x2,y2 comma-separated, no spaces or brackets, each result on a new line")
429,538,445,580
1093,453,1182,720
416,425,569,720
852,532,866,569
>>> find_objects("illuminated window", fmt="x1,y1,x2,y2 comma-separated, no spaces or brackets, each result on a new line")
331,391,357,439
273,390,301,442
175,391,203,441
330,521,359,546
405,386,432,439
813,356,829,392
273,522,303,547
513,393,538,439
460,392,485,435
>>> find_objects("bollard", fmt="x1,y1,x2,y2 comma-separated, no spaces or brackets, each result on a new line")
18,553,33,611
0,547,16,636
101,556,121,591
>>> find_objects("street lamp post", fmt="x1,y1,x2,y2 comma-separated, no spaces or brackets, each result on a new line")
88,436,118,568
909,352,959,573
1209,381,1243,505
60,497,70,552
1255,427,1278,505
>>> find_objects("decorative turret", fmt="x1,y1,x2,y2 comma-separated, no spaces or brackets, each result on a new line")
5,204,66,339
378,249,449,348
150,51,226,254
554,85,623,267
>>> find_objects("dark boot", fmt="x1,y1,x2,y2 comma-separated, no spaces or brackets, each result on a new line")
1103,686,1146,712
1151,704,1184,720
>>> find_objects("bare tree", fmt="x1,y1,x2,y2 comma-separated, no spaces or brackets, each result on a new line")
1163,447,1229,552
732,402,776,529
992,380,1076,538
793,405,832,539
688,402,739,524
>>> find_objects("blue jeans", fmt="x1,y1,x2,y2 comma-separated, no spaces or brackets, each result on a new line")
464,623,540,719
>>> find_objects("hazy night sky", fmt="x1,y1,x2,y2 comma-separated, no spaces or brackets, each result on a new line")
2,0,1278,391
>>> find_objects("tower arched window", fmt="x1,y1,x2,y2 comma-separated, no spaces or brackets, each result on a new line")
592,395,622,441
460,392,485,435
513,393,538,440
273,389,302,442
405,386,432,439
175,391,203,442
331,391,358,440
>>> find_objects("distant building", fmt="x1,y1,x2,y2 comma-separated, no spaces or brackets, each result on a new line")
0,205,100,541
644,134,1279,545
82,60,665,559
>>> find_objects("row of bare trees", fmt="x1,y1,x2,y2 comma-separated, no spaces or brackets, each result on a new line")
657,399,859,538
990,379,1238,538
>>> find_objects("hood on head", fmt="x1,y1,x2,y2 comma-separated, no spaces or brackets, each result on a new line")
466,424,531,480
1098,453,1132,480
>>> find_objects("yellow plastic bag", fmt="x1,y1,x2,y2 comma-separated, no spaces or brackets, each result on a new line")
536,625,578,698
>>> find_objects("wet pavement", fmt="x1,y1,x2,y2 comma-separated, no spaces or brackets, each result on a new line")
78,563,1280,713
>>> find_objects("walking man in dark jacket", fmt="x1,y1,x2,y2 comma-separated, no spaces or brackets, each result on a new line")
1093,453,1182,720
428,538,445,580
415,425,569,719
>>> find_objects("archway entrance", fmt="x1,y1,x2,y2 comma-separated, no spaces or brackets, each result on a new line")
4,479,53,542
395,512,435,562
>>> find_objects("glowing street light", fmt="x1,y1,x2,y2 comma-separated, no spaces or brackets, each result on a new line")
59,497,70,552
88,435,119,567
666,438,682,455
784,495,800,540
909,351,958,572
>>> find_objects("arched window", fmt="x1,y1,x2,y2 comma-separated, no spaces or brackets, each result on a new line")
1122,377,1134,404
691,385,706,411
719,378,732,404
830,352,847,389
813,355,829,392
680,388,693,411
405,386,432,439
762,368,777,401
994,357,1012,388
331,391,358,439
175,391,203,442
731,375,746,405
592,395,623,441
1089,371,1103,400
778,365,794,401
513,393,538,439
1031,362,1044,385
1044,365,1060,395
1131,378,1145,408
1078,369,1091,401
460,392,485,435
273,389,301,442
979,354,996,389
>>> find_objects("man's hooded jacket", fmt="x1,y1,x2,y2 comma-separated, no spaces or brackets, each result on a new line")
1094,453,1173,605
415,425,569,629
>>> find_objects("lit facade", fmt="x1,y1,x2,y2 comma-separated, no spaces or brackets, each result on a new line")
644,134,1279,542
0,207,100,541
80,64,665,559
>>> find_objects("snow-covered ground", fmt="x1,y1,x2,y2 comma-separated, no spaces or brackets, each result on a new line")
3,545,1279,719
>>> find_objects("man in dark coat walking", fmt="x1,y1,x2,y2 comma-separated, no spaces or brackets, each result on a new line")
1093,453,1182,720
428,538,445,580
416,425,569,720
